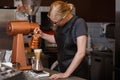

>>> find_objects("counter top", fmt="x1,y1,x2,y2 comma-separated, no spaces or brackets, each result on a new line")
22,68,86,80
0,67,86,80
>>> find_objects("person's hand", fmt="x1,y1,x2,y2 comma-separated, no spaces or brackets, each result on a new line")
34,27,43,37
49,73,69,80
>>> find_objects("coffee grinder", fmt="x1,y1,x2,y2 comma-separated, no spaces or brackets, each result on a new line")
7,0,42,70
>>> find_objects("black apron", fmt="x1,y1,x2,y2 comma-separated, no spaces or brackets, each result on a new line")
54,16,88,79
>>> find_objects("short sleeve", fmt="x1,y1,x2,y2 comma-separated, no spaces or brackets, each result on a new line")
72,18,88,43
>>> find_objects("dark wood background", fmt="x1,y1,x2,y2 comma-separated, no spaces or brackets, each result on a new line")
0,0,115,22
41,0,115,22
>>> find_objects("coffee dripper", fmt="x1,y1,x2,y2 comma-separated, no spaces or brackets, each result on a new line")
31,49,43,72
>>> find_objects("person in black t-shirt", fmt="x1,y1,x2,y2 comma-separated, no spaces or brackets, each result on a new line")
34,1,88,79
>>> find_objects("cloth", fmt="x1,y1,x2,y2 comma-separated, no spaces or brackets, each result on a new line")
0,49,6,61
4,50,12,62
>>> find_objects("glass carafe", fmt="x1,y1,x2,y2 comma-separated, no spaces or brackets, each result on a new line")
31,49,43,73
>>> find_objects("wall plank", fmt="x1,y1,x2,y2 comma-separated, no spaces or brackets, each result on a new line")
41,0,115,22
0,0,115,22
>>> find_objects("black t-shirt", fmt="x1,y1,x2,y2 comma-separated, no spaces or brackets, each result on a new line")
54,16,88,78
54,15,88,62
71,17,88,44
56,16,88,44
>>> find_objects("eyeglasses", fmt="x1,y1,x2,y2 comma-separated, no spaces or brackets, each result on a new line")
52,18,63,25
47,14,66,25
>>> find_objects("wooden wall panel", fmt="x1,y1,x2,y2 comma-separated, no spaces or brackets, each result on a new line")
0,0,115,22
0,0,14,7
41,0,115,22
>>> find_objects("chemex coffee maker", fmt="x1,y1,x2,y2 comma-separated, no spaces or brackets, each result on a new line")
31,49,43,72
7,0,44,71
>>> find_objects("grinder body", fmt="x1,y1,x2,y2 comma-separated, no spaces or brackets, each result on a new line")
7,21,39,70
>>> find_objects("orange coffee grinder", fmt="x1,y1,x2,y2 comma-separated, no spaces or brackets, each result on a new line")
7,21,39,70
6,0,41,70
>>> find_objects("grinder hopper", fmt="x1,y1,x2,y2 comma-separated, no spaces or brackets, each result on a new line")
22,0,41,22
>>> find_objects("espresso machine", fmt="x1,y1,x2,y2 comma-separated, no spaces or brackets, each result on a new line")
7,0,43,70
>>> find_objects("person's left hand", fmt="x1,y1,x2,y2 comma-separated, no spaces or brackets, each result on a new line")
49,73,69,80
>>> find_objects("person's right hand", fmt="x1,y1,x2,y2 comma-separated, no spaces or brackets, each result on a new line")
34,27,43,37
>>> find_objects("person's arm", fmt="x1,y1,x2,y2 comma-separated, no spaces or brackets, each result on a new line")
34,27,56,43
49,35,87,79
41,32,56,43
64,35,87,76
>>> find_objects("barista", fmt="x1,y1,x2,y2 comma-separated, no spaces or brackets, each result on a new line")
34,1,88,79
